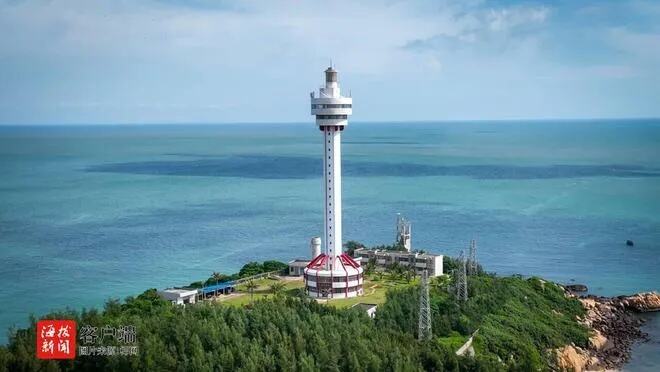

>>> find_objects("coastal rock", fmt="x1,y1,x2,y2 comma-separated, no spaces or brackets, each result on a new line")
565,284,588,292
572,294,649,370
556,345,589,372
588,329,608,351
581,298,597,309
620,291,660,312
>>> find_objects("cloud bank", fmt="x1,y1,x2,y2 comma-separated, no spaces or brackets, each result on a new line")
0,0,658,123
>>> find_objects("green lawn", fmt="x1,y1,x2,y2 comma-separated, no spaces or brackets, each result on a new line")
327,280,389,308
326,273,418,308
220,277,305,307
218,273,416,309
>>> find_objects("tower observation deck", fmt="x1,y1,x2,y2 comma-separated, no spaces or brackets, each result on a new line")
304,67,363,299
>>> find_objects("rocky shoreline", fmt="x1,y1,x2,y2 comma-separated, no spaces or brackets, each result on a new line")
556,291,659,371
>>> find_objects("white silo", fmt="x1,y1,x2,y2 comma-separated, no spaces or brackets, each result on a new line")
310,237,322,259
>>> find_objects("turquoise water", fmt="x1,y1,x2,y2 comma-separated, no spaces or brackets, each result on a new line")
0,120,659,366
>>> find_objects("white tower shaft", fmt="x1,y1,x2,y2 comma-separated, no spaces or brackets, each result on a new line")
304,66,362,300
311,67,352,270
323,126,342,267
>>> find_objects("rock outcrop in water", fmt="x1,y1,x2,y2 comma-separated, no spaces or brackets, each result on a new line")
564,284,588,292
619,291,660,313
556,291,658,371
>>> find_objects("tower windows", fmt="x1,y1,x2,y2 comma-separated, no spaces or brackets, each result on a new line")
317,115,348,119
312,104,351,109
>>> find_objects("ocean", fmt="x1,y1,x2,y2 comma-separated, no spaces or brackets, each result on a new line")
0,120,658,367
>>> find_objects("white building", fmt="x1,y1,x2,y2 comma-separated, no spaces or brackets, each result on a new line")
304,66,363,299
288,259,309,276
352,303,378,319
353,248,443,277
157,288,198,305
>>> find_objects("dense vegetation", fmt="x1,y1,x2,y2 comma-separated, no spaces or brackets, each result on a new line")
1,291,498,371
377,274,589,370
0,259,589,371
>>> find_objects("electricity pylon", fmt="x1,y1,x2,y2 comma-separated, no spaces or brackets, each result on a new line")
456,250,468,302
418,270,432,341
467,239,478,276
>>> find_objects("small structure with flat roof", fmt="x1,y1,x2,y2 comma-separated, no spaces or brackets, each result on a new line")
288,259,310,276
200,282,235,298
352,303,378,319
157,288,198,305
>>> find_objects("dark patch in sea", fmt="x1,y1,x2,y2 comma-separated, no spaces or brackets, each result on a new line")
85,155,660,180
163,153,223,158
344,141,420,145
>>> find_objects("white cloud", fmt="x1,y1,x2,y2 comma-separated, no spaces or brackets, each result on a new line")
486,6,549,32
608,27,660,62
0,0,657,123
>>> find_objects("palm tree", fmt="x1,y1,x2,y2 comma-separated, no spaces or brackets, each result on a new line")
269,282,286,297
365,258,376,275
211,272,223,284
245,280,257,303
405,269,414,283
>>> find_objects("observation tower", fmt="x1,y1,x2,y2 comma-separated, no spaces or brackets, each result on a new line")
304,66,363,299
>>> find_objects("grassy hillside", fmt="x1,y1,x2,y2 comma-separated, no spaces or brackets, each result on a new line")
377,273,590,370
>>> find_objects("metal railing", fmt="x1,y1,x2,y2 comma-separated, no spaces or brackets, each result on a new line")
233,270,283,285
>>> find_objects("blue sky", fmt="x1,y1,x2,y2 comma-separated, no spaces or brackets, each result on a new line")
0,0,658,124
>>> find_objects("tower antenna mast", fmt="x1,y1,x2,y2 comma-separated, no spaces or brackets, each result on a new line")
395,213,412,252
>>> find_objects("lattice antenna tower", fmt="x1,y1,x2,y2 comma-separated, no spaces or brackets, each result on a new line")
468,239,478,276
395,213,412,251
456,250,468,302
418,270,432,341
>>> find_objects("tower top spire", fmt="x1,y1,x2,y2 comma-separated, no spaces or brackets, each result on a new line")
325,67,338,83
312,65,351,125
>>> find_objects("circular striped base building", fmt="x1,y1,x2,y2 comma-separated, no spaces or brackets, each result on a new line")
304,253,363,299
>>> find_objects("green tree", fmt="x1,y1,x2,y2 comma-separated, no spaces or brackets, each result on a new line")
270,282,286,297
365,258,376,275
344,241,365,256
245,280,258,303
238,262,264,278
262,260,288,273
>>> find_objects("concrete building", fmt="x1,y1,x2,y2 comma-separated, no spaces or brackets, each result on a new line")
353,248,444,277
304,66,364,299
288,259,309,276
157,288,198,305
